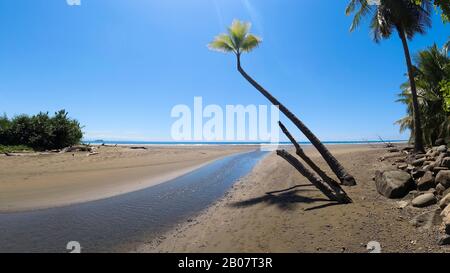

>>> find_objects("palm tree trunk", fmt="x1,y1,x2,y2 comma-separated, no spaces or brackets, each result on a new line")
236,54,356,186
278,121,352,203
276,150,341,202
398,29,425,153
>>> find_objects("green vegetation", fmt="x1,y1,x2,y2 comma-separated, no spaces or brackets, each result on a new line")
413,0,450,22
0,110,83,151
396,44,450,145
346,0,436,153
0,145,33,153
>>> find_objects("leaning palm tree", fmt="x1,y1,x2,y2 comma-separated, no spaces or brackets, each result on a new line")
346,0,432,153
208,20,356,186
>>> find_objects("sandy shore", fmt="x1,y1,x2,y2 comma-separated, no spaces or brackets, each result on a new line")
0,145,255,212
137,144,449,253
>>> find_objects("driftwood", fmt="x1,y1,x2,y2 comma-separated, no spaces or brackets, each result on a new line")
60,145,94,153
378,135,394,148
129,146,148,150
276,150,349,203
278,122,352,204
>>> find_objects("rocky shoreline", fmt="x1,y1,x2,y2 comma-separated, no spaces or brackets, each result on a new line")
375,141,450,245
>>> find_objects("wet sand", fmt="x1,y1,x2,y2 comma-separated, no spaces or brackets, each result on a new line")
0,145,255,212
137,144,449,253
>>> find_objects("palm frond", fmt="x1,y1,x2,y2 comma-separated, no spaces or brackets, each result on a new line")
240,34,262,53
208,34,237,53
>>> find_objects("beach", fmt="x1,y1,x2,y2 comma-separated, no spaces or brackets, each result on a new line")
0,145,255,212
136,144,448,253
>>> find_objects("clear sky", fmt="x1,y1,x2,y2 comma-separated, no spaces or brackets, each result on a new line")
0,0,448,142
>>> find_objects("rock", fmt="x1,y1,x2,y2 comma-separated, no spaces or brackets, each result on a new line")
436,170,450,189
437,145,448,153
417,171,435,191
443,215,450,235
415,154,427,159
422,164,434,173
435,153,446,166
438,235,450,245
374,170,414,198
441,204,450,218
435,138,447,146
411,169,426,180
412,158,427,167
436,183,447,195
443,187,450,197
441,157,450,168
411,193,437,208
440,193,450,209
433,167,449,176
406,165,415,173
397,164,408,170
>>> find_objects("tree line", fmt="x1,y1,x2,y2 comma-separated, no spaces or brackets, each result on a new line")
0,110,83,151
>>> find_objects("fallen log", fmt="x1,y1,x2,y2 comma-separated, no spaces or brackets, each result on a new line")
276,150,351,203
278,122,352,203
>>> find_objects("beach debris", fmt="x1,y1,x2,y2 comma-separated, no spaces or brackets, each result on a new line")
129,146,148,150
276,122,352,204
60,145,95,153
374,170,414,198
411,193,437,208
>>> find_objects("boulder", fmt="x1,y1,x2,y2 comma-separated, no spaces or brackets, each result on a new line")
441,157,450,168
436,170,450,189
417,171,435,191
412,158,426,167
374,170,413,198
411,193,437,208
437,145,448,153
440,193,450,209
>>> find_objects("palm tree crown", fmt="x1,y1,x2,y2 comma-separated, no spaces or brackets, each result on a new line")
346,0,432,42
208,20,262,56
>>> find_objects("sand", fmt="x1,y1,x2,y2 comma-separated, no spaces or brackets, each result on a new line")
137,144,449,253
0,145,255,212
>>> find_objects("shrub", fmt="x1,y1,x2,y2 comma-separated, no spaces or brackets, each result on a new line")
0,110,83,150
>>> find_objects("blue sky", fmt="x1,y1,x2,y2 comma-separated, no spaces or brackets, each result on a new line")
0,0,448,142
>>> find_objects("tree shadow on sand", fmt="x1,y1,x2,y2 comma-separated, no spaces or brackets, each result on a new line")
230,185,342,211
